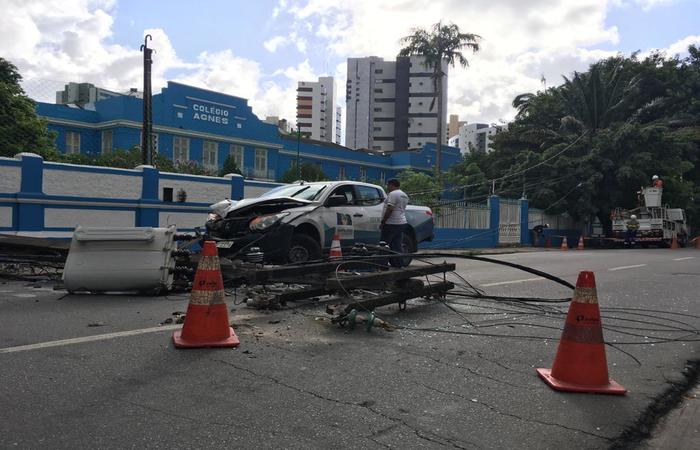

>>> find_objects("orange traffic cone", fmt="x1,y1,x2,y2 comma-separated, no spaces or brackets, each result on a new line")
536,271,626,395
560,237,569,251
330,232,343,259
670,235,679,249
577,235,585,250
173,241,239,348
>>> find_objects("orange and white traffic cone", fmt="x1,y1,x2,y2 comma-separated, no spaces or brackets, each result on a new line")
536,271,626,395
670,235,679,249
330,232,343,259
576,235,585,250
173,241,239,348
560,237,569,251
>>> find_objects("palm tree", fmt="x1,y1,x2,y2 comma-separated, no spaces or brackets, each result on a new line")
399,22,480,181
557,58,640,133
512,93,535,120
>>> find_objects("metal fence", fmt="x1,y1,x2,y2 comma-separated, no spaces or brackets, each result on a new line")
499,199,521,244
433,200,490,229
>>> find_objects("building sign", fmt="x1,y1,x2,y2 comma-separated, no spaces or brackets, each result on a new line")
192,103,229,124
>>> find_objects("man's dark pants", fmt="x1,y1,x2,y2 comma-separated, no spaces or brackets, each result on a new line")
381,223,407,267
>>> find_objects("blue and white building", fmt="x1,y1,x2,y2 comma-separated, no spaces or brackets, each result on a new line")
36,81,462,182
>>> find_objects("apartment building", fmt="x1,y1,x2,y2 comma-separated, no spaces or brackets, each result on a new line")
457,122,508,154
345,55,448,152
447,114,467,141
296,76,336,142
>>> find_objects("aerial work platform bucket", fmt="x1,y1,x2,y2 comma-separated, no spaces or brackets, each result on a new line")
642,187,662,208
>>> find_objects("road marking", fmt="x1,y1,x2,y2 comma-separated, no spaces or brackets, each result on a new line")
12,293,37,298
481,277,545,287
0,325,181,355
673,257,695,261
608,264,647,271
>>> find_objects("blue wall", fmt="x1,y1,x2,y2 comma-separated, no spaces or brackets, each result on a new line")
36,81,462,182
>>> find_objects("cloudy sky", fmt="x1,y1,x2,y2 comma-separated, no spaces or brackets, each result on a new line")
2,0,699,141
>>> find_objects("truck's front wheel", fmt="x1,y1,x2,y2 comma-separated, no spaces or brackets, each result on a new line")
287,234,321,263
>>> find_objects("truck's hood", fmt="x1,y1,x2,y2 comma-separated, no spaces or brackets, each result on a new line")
210,196,313,218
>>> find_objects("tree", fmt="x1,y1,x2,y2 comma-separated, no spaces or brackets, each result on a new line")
473,48,700,230
446,156,490,200
512,93,536,120
0,58,56,158
399,22,480,182
396,170,439,208
218,154,242,177
280,162,329,183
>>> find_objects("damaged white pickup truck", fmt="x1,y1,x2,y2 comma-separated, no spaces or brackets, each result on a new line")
205,181,435,263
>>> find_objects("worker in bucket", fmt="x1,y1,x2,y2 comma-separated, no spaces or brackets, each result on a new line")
626,214,640,245
380,178,409,267
652,175,664,188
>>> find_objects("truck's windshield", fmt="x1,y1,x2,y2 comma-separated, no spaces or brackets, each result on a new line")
258,184,329,201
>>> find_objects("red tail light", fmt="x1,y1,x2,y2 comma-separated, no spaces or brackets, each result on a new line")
426,209,433,216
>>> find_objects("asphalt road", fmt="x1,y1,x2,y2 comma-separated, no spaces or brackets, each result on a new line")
1,248,698,449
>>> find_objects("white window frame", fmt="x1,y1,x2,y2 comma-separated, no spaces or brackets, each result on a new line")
254,148,267,177
230,144,244,170
66,131,80,154
359,166,367,181
203,141,219,171
101,130,113,154
173,136,190,164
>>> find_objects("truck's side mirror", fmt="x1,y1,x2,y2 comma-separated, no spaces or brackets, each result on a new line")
327,195,349,207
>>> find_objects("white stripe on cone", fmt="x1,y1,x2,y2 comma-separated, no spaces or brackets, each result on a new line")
330,233,342,259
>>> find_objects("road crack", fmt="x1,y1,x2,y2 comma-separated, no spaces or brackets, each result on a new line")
415,382,613,442
210,357,478,449
401,348,528,389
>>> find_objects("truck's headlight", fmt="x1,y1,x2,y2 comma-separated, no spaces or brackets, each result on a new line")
249,212,289,231
207,213,221,222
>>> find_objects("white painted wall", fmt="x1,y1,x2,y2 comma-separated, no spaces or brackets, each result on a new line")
0,206,12,227
0,164,21,193
159,211,206,229
43,168,142,199
158,175,231,203
44,208,135,228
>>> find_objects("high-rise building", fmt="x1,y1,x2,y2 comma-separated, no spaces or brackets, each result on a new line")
457,123,508,155
264,116,292,133
447,114,467,142
296,76,336,142
345,55,448,152
335,106,342,144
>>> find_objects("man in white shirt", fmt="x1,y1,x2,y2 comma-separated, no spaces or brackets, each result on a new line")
380,178,409,266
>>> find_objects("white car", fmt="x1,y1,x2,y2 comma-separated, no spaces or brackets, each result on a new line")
205,181,435,263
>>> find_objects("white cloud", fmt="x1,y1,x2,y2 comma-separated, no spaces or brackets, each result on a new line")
263,35,286,52
0,0,309,123
661,35,700,56
2,0,691,140
276,0,623,123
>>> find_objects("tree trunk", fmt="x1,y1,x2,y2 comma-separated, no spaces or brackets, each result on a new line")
435,71,443,185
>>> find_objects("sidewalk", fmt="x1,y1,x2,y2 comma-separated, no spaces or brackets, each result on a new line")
643,385,700,449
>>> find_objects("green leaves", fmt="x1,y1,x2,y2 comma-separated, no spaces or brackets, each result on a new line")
447,47,700,230
279,162,329,184
0,58,56,158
